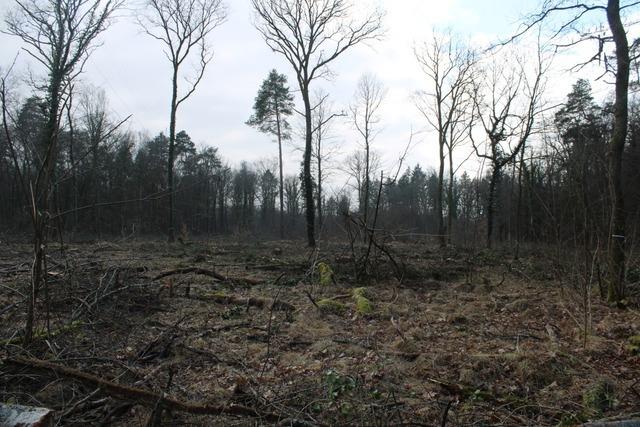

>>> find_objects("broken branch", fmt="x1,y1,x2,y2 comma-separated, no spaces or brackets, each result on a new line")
4,357,283,423
152,267,261,285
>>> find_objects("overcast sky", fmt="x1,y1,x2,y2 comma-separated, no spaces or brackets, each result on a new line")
0,0,623,193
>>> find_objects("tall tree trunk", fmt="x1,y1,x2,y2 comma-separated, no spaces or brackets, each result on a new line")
364,137,370,225
66,99,78,232
606,0,629,303
27,75,62,344
487,165,500,249
447,147,454,245
515,145,526,259
92,139,100,236
302,88,316,247
437,136,446,247
218,180,225,232
167,66,179,243
317,146,322,230
275,107,284,239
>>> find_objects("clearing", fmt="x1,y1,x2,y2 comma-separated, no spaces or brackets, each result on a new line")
1,239,639,426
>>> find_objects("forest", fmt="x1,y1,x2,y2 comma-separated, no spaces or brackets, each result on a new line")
1,0,640,426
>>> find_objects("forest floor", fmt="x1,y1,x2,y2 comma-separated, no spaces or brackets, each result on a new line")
1,238,639,426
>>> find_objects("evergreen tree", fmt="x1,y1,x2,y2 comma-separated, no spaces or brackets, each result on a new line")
247,69,294,237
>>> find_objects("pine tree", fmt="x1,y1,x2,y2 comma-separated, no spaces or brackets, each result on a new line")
247,69,294,238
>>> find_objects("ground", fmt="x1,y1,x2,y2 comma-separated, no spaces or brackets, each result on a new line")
0,238,639,426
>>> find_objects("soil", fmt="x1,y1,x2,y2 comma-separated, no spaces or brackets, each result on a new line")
1,239,639,426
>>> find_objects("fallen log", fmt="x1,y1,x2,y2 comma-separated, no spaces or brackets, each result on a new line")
152,267,261,285
4,357,282,423
198,292,295,312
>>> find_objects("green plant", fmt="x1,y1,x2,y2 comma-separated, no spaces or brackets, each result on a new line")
354,296,373,314
627,335,640,355
352,287,373,315
317,262,334,286
583,379,616,414
352,287,367,298
325,369,356,400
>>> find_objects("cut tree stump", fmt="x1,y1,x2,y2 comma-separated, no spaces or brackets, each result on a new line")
0,403,53,427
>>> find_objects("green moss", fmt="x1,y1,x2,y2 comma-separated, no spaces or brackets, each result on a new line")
354,295,373,315
317,262,334,286
317,298,346,314
627,335,640,355
583,379,616,414
352,287,367,298
203,291,229,299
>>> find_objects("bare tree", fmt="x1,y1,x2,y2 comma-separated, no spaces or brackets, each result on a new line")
139,0,227,242
251,0,384,247
344,148,381,212
284,174,301,221
415,32,476,246
4,0,121,343
311,89,343,229
470,46,548,249
507,0,637,303
351,73,385,226
80,85,109,235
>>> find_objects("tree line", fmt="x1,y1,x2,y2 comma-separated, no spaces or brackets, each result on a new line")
1,78,639,244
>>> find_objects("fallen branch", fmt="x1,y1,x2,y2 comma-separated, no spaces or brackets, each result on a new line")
0,303,17,316
0,321,83,346
179,344,244,367
4,357,283,423
152,267,261,285
198,292,295,312
331,337,419,360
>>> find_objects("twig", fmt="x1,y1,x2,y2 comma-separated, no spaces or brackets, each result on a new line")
304,290,319,308
441,399,453,427
0,283,25,298
260,273,286,379
61,387,101,418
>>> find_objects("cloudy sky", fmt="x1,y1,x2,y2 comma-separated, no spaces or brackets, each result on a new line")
0,0,622,193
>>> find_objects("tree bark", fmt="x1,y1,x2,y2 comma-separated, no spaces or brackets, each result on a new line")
302,88,316,247
275,107,284,239
364,133,370,225
317,142,323,230
606,0,629,303
167,66,179,243
515,145,526,259
437,135,446,247
447,148,455,245
487,165,500,249
27,73,63,344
